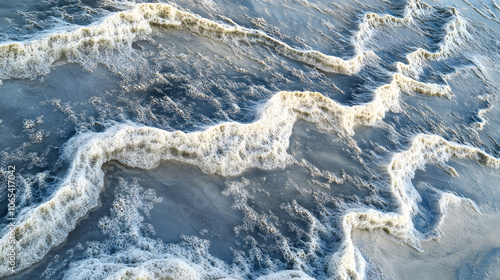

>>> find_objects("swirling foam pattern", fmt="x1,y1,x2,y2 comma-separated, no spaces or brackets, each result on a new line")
1,0,499,279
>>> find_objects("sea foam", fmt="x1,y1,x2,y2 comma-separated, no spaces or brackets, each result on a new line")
0,3,372,84
0,0,497,279
0,77,472,277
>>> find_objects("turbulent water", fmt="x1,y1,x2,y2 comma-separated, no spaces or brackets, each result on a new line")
0,0,499,279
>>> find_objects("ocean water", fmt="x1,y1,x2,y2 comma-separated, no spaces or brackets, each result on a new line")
0,0,499,279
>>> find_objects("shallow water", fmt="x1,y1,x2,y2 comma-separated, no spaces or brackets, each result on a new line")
0,0,499,279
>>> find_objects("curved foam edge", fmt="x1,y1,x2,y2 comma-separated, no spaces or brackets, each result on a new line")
0,0,459,103
105,258,201,280
62,255,210,280
0,0,460,83
328,134,500,280
0,72,451,276
475,105,492,130
0,3,368,83
354,0,432,50
397,8,471,78
0,1,491,279
353,0,473,80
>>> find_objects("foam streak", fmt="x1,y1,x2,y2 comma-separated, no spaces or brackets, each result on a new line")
0,72,451,276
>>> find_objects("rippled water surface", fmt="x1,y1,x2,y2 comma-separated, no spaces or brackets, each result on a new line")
0,0,499,279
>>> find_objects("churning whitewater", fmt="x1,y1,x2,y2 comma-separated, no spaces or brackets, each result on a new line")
0,0,499,279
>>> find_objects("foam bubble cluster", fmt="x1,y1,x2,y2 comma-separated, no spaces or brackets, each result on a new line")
0,0,498,279
0,79,475,277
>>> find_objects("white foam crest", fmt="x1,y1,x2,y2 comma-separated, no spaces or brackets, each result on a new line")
64,255,205,280
66,247,244,280
59,178,240,280
0,7,156,82
295,0,432,60
426,189,480,239
0,1,455,97
105,258,201,280
397,9,472,78
393,73,452,97
345,0,457,97
0,71,453,276
475,105,493,130
0,3,370,83
328,134,500,280
353,0,432,53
